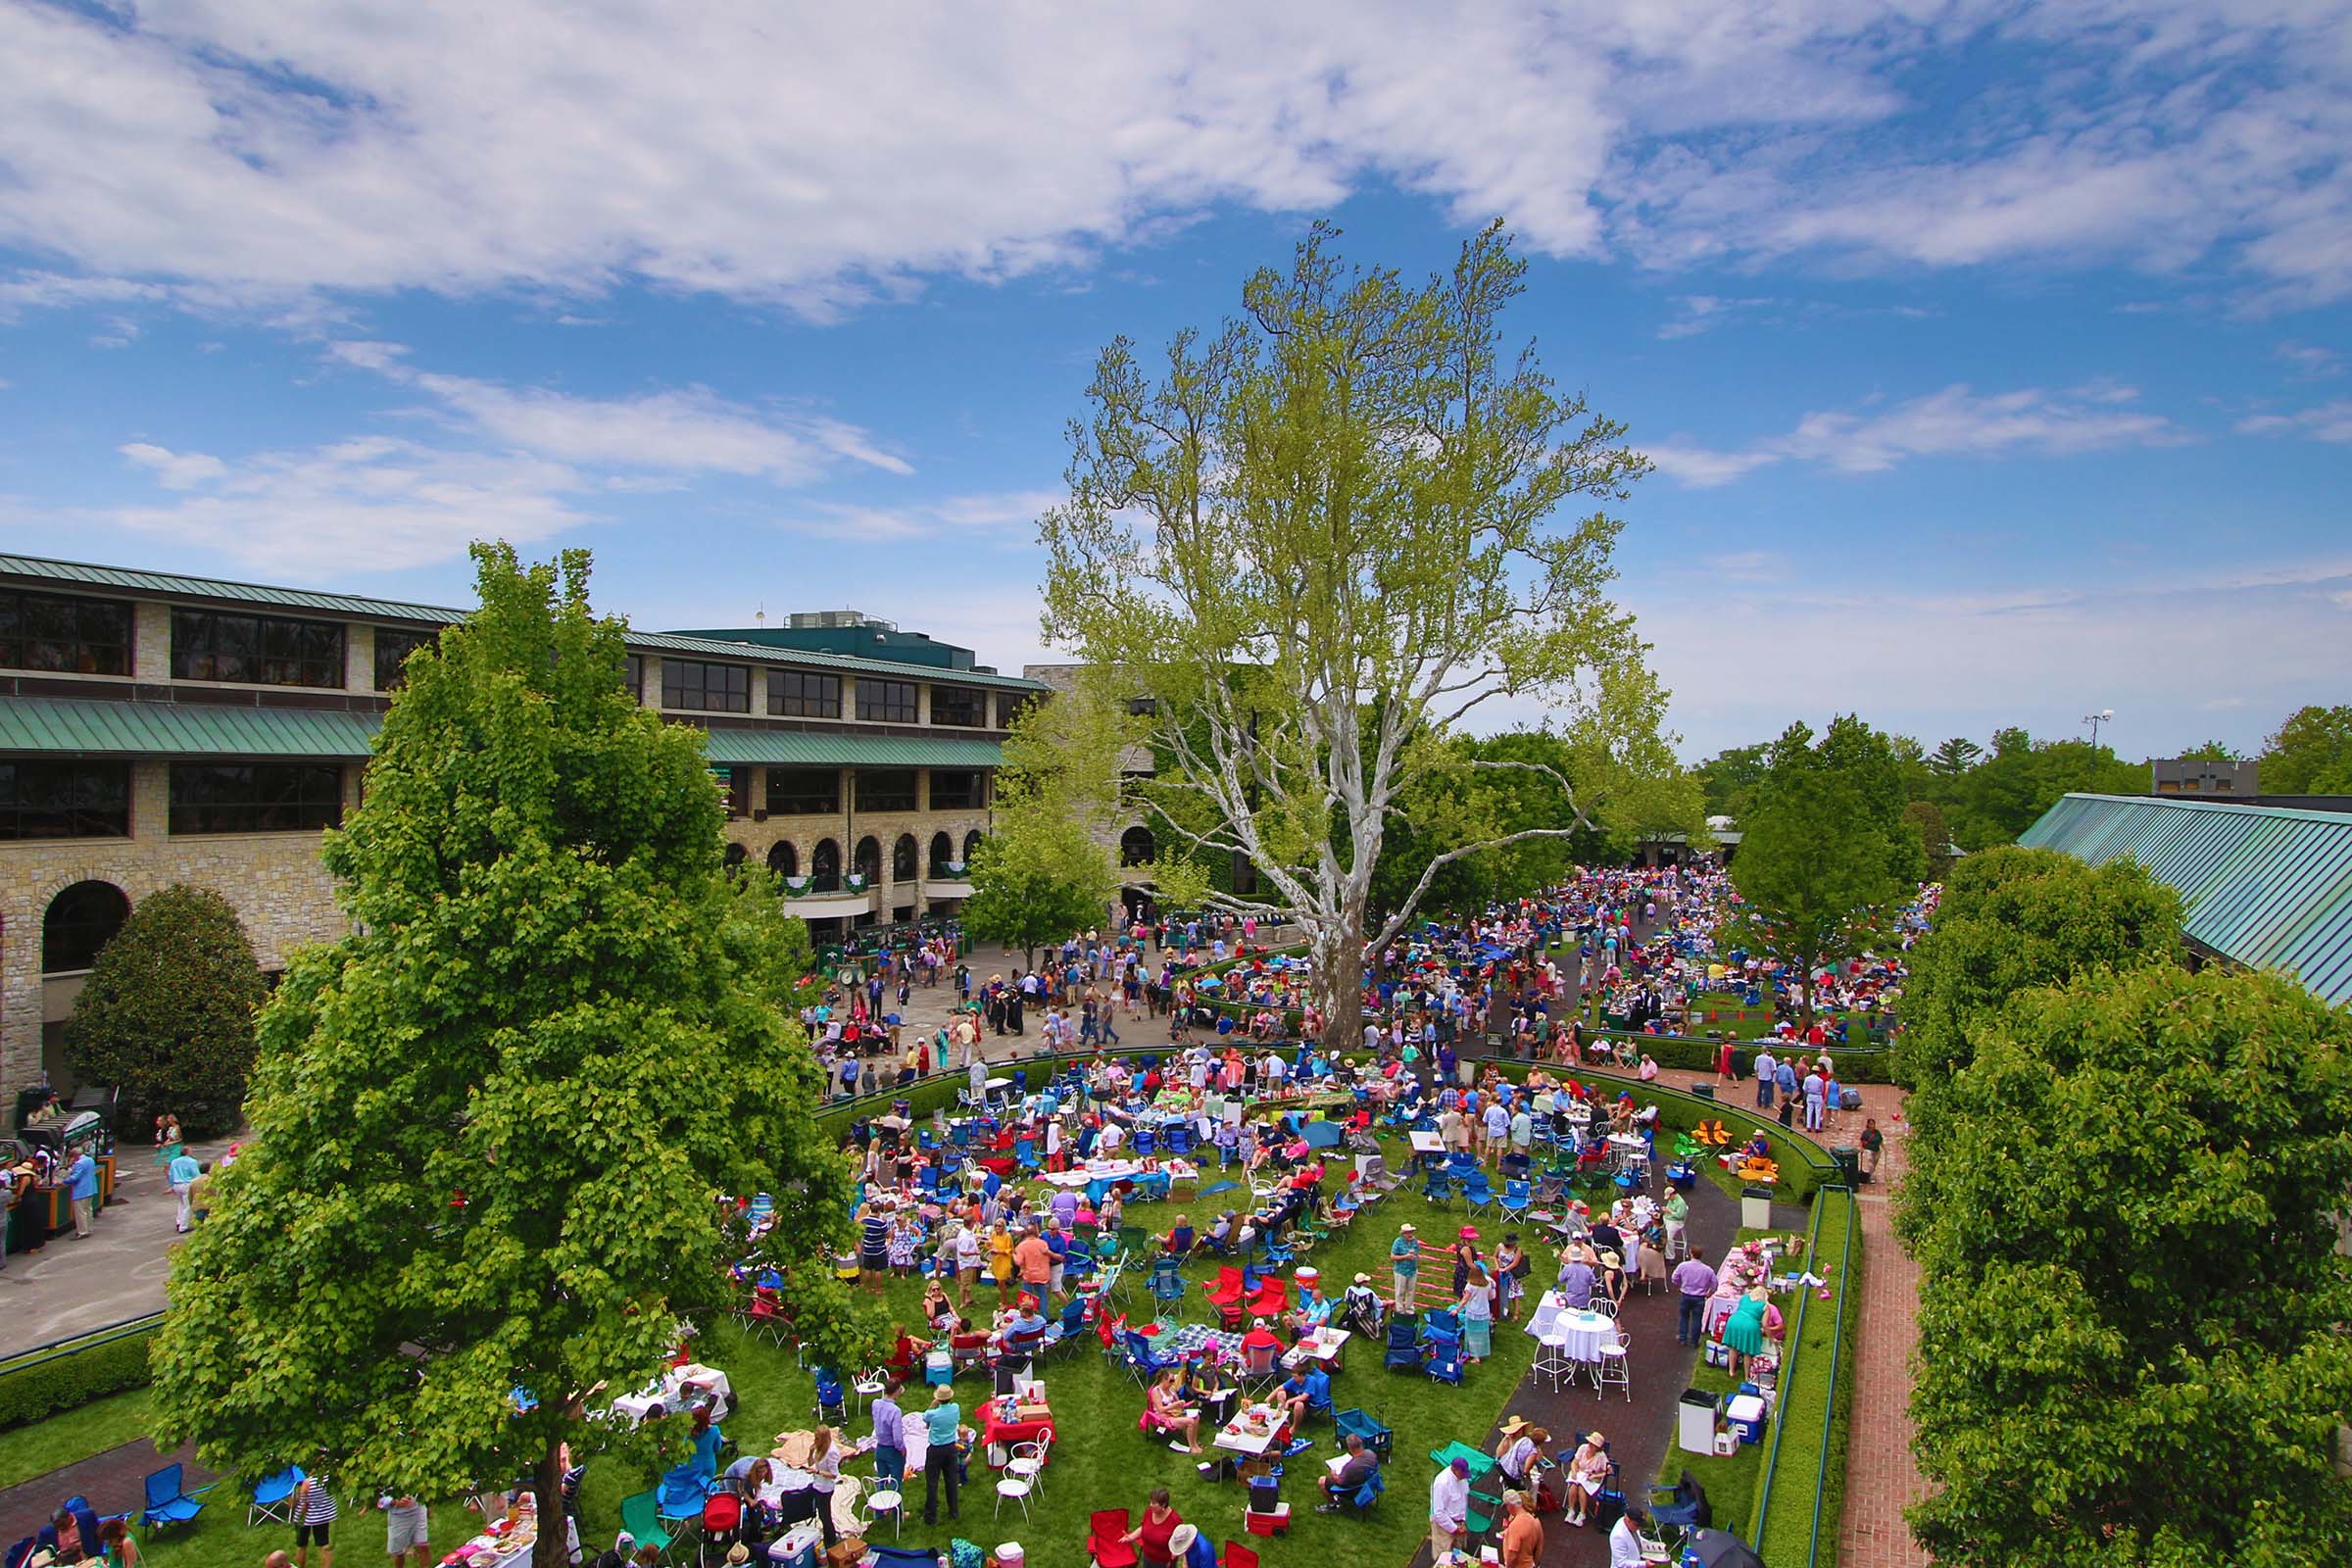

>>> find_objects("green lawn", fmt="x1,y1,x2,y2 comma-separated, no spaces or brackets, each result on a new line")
10,1131,1541,1568
1751,1191,1861,1568
0,1386,155,1489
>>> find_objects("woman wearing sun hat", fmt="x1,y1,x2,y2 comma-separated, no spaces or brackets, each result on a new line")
1161,1522,1217,1568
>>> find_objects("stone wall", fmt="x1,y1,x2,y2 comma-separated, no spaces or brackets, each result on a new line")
1,760,360,1098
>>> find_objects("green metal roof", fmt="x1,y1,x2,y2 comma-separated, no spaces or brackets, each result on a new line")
0,553,1048,692
0,697,380,759
0,696,1009,771
696,729,1006,768
0,553,463,625
2019,793,2352,1005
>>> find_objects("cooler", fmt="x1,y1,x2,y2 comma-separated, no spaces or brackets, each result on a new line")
765,1522,820,1568
1725,1392,1768,1446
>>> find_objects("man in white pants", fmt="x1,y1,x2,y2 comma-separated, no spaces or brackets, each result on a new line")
167,1149,203,1233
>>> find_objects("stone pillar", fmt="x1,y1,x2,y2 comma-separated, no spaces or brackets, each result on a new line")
347,624,375,692
132,601,172,680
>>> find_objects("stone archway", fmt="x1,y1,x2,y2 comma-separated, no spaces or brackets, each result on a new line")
42,880,129,974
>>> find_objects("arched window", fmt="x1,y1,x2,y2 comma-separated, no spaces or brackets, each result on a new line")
963,829,983,864
892,833,918,882
43,880,129,973
722,843,748,877
1119,825,1156,867
853,835,881,886
767,840,798,879
929,831,955,877
810,838,841,892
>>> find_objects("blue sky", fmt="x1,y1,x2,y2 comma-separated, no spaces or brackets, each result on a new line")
0,0,2346,760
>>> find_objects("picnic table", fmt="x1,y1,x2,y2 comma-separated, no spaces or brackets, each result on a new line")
610,1363,733,1425
1281,1326,1351,1369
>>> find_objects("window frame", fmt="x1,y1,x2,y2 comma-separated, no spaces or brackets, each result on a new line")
171,609,346,688
856,768,918,813
660,659,752,713
0,760,131,841
930,685,988,727
764,767,841,815
168,760,345,835
928,769,984,810
856,678,918,723
0,590,134,677
768,668,843,718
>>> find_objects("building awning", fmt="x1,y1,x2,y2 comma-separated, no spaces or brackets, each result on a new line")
0,696,1007,771
0,696,380,759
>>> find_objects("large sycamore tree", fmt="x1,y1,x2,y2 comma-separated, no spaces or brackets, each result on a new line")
154,546,868,1568
1040,221,1650,1051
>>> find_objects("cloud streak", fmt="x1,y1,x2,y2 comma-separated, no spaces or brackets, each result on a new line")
1650,381,2189,486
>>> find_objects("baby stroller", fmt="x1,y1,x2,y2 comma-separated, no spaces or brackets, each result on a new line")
696,1489,746,1568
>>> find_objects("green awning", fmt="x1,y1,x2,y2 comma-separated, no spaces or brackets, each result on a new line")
0,696,1006,771
0,697,380,759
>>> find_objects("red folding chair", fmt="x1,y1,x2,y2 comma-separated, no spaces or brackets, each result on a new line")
1087,1508,1139,1568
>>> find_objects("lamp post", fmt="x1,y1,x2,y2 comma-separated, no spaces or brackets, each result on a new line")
2082,709,2114,748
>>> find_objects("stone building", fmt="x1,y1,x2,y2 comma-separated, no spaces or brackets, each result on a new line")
0,554,1046,1102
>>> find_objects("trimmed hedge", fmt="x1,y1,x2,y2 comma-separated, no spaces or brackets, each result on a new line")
0,1327,156,1432
1752,1188,1859,1564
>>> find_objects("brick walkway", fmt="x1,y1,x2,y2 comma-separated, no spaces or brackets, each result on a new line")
1837,1099,1932,1567
1586,1059,1933,1564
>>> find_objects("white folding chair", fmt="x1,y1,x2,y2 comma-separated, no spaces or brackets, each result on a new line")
1594,1329,1631,1401
1533,1332,1572,1395
1007,1438,1048,1499
993,1475,1032,1520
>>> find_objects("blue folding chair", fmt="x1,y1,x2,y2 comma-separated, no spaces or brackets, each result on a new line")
247,1466,305,1528
1460,1172,1496,1214
1149,1256,1185,1308
1423,1333,1464,1385
1498,1179,1531,1218
139,1464,206,1538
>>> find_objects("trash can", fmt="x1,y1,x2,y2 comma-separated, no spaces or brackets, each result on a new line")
1741,1184,1776,1229
1678,1387,1719,1454
1830,1146,1861,1187
1690,1083,1716,1102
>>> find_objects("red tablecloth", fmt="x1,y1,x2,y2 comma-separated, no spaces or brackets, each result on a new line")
980,1397,1056,1461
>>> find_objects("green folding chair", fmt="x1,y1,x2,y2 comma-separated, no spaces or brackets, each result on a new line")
619,1489,674,1562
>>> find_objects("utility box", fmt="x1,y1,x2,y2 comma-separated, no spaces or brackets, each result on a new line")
1679,1387,1719,1454
1741,1184,1776,1229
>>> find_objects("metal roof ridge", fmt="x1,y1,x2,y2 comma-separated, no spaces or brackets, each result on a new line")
2055,792,2352,828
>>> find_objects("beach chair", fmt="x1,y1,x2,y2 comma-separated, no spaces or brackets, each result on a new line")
618,1491,674,1563
247,1466,305,1528
139,1465,206,1539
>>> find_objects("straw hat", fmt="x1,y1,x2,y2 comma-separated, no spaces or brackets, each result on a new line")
1166,1525,1200,1552
1399,1222,1417,1233
1498,1415,1533,1439
726,1546,752,1565
1600,1250,1623,1270
1586,1430,1606,1446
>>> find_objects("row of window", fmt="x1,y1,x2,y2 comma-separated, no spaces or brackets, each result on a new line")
0,589,1030,723
0,760,344,840
748,829,983,889
1,760,989,840
734,767,986,815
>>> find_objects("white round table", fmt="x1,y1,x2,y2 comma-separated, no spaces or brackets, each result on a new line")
1555,1308,1615,1363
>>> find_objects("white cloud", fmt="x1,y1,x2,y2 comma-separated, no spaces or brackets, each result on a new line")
2236,399,2352,442
772,490,1059,543
1700,550,1788,582
1655,295,1771,340
327,340,912,481
2276,340,2343,379
97,437,587,572
1651,382,2187,486
0,2,2341,318
120,442,227,490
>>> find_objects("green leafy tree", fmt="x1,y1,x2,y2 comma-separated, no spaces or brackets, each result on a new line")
2259,704,2352,793
1725,767,1904,1028
1899,963,2352,1566
1949,730,2141,848
959,684,1132,969
1901,798,1952,881
1891,845,2181,1092
2176,737,2243,762
62,884,266,1136
1039,220,1651,1051
1695,742,1770,818
153,546,870,1568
